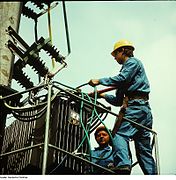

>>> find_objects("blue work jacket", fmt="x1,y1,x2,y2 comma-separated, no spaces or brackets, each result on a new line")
91,146,114,168
99,57,150,106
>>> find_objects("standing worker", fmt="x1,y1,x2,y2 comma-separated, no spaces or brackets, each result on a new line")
91,125,114,174
88,39,157,175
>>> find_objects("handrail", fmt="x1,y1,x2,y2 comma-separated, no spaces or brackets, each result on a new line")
0,81,159,175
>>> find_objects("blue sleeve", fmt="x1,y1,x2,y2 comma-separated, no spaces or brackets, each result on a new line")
99,58,139,87
104,94,119,106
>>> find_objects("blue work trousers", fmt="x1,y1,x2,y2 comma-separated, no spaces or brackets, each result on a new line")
112,100,157,175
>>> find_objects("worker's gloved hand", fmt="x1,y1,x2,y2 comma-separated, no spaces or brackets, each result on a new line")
88,79,100,87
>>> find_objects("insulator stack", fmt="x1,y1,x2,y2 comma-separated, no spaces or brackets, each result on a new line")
22,5,38,20
14,59,26,69
6,26,51,88
13,66,34,89
31,2,44,10
27,54,49,77
22,1,59,20
39,38,65,63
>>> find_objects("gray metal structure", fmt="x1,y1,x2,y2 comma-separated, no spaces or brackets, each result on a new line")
0,82,114,175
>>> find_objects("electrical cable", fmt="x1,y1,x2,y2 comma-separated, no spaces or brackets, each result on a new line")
69,87,99,175
11,104,47,118
3,99,47,111
47,3,55,68
74,87,114,162
79,92,92,158
11,105,47,121
3,88,60,111
62,1,71,56
83,97,114,162
73,87,114,165
73,87,98,153
85,89,97,130
3,88,61,123
79,87,99,172
75,83,89,89
12,106,46,122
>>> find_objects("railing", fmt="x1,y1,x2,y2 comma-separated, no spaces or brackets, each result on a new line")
0,81,160,175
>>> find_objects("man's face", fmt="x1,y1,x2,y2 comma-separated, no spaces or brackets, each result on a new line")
95,130,110,147
114,49,124,64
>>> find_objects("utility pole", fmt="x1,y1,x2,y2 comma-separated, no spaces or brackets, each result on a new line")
0,2,23,153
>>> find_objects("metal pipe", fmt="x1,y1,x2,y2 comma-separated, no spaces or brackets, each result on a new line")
154,134,160,175
42,83,52,175
48,144,115,174
1,84,45,100
0,143,44,157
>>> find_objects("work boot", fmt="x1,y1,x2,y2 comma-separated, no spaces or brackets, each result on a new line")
110,165,131,175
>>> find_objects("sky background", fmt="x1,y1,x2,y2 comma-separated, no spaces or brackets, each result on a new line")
8,1,176,175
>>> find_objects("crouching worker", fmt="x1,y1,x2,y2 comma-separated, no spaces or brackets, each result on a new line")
91,126,114,174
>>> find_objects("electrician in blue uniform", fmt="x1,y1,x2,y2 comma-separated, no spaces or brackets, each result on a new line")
88,39,157,175
91,125,114,174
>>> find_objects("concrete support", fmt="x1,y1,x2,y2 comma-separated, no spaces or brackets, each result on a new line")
0,2,22,86
0,2,23,154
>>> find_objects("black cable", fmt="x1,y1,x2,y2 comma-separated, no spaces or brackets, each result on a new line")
76,83,88,89
12,106,46,122
62,1,71,56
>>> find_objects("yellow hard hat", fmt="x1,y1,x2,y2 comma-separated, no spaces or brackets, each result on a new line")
111,39,135,57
